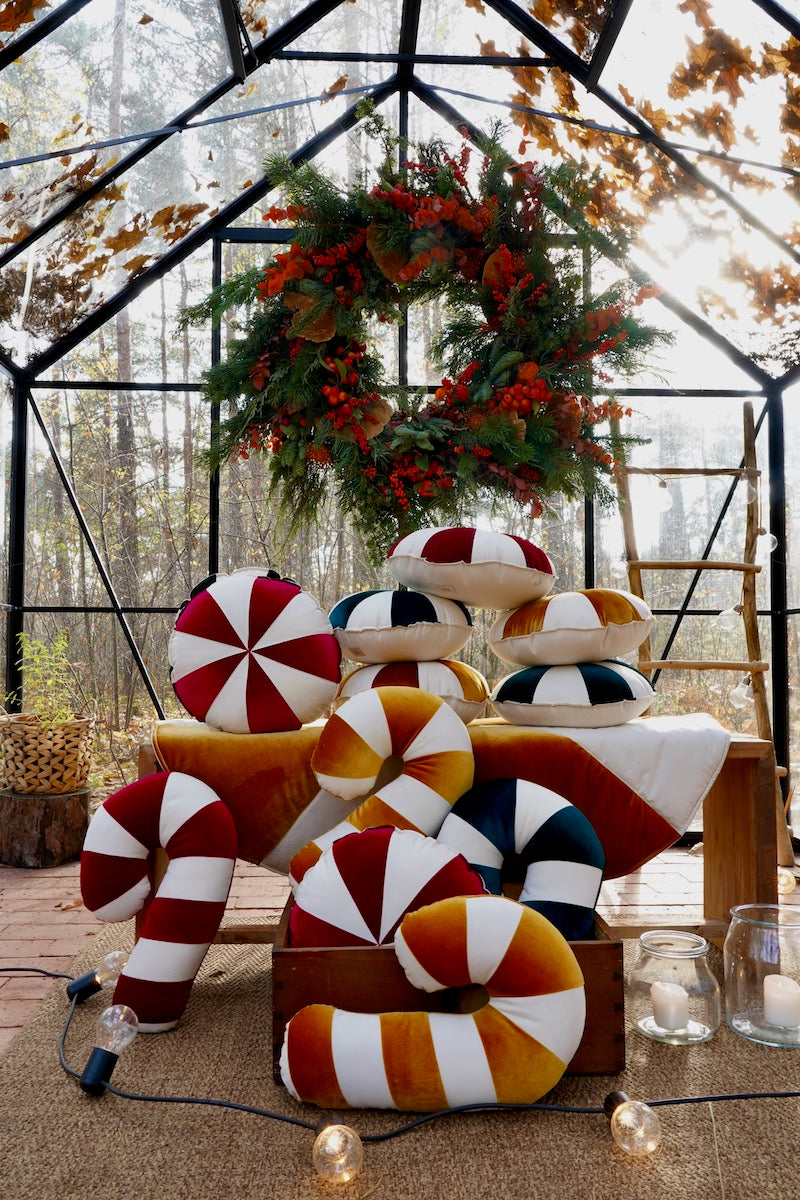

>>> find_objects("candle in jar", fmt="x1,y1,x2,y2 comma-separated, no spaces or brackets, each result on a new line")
763,974,800,1028
650,980,689,1030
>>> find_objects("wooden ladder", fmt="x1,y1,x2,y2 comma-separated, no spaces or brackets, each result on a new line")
613,400,793,867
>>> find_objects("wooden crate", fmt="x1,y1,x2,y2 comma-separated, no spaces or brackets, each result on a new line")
272,900,625,1079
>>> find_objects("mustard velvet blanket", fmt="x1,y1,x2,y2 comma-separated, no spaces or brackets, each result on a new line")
152,713,730,879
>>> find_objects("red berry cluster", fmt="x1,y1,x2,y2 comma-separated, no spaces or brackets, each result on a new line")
320,342,378,450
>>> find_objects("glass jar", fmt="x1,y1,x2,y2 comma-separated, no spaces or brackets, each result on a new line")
724,903,800,1047
629,930,721,1045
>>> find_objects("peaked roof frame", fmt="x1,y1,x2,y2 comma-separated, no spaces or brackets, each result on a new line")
1,0,797,791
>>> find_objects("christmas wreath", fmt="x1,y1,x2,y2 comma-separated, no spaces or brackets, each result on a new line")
184,116,668,558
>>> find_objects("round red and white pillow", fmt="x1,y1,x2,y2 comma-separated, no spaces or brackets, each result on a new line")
387,526,555,610
334,659,489,723
288,826,488,947
168,568,341,733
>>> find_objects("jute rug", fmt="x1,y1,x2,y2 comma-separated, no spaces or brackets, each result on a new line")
2,924,800,1200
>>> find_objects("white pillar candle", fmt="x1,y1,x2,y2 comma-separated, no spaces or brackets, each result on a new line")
650,980,689,1030
763,974,800,1028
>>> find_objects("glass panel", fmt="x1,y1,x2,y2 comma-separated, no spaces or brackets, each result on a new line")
27,385,211,613
0,0,63,52
289,0,403,55
51,244,213,383
2,86,382,362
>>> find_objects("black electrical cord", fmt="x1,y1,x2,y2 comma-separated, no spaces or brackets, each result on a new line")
11,963,800,1145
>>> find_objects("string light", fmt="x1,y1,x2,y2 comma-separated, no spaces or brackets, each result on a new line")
717,605,742,632
654,478,673,513
756,529,778,563
777,867,797,896
66,950,129,1004
79,1004,139,1097
728,677,754,709
604,1091,662,1156
312,1122,364,1183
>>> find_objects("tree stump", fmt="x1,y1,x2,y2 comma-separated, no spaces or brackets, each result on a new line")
0,788,90,868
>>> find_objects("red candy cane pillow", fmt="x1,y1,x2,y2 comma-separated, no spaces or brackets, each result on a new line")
168,569,341,733
387,526,555,610
288,826,487,947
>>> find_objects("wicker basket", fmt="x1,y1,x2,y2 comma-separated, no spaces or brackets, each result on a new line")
0,713,95,795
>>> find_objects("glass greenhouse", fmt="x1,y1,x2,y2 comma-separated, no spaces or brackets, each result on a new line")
1,0,798,826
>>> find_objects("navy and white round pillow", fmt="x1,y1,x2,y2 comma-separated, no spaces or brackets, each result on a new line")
329,589,473,664
491,660,655,728
436,777,605,940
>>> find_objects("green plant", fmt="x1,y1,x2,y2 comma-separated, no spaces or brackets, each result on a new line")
6,631,86,728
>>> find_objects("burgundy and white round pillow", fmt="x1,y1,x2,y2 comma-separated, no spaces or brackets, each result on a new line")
334,659,489,723
168,568,341,733
387,526,555,610
288,825,488,948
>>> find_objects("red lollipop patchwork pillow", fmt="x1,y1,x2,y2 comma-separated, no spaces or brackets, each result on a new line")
335,659,489,723
288,826,488,947
490,588,654,667
387,526,555,610
168,568,341,733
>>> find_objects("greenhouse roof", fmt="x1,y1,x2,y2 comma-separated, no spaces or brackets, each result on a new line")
0,0,798,386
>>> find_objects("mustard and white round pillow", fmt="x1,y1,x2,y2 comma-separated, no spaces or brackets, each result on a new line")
387,526,555,611
329,589,473,664
489,588,654,666
335,660,489,723
491,660,655,728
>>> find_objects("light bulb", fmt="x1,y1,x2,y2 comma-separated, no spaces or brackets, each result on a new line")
79,1004,139,1096
729,678,754,710
312,1123,364,1183
717,606,741,632
756,531,778,564
610,557,629,580
66,949,129,1003
604,1091,662,1156
778,867,797,896
96,1004,139,1054
654,479,673,513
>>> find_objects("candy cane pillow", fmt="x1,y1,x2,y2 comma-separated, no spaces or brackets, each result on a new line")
329,589,473,664
335,659,489,723
168,568,341,733
491,660,655,728
490,588,654,666
387,526,555,610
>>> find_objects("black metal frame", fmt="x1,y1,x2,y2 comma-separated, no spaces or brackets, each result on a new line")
1,0,796,787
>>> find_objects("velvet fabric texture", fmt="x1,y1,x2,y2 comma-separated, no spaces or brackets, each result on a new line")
80,771,237,1030
329,588,473,663
151,715,727,880
437,778,605,939
290,686,476,883
387,525,555,610
168,569,340,732
335,658,489,723
280,894,585,1111
489,587,654,666
287,826,487,947
491,660,655,727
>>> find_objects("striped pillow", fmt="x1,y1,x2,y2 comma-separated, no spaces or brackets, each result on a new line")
437,777,604,940
491,660,655,728
168,568,341,733
387,526,555,610
329,588,473,664
490,588,654,666
288,826,487,948
334,659,489,723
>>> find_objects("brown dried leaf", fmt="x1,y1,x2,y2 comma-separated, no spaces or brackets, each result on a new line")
103,225,147,254
320,74,348,103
